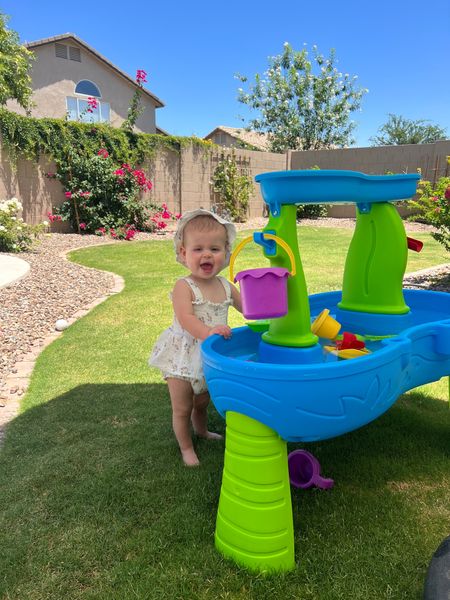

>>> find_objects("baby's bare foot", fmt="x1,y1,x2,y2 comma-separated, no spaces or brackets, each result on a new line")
181,448,200,467
196,430,223,440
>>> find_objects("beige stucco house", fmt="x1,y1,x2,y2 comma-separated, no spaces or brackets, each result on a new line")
6,33,164,134
204,126,270,151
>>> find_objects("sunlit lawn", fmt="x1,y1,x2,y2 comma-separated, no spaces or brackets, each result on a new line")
0,226,448,599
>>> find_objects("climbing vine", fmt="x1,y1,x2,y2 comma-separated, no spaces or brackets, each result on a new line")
0,108,213,167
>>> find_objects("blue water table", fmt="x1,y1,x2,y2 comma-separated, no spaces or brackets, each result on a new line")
201,170,450,573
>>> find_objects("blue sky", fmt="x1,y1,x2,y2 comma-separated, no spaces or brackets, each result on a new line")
3,0,450,147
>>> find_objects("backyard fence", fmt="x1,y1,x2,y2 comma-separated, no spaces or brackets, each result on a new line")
0,139,449,226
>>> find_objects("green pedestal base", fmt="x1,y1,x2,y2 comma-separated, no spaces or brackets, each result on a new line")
215,411,295,572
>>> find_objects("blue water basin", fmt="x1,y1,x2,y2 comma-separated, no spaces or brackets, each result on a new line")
202,289,450,442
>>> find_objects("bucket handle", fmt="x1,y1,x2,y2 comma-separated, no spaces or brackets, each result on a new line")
229,233,296,282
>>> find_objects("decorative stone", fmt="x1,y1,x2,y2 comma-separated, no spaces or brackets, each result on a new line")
55,319,69,331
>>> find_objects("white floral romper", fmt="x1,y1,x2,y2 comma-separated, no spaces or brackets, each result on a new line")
149,276,233,394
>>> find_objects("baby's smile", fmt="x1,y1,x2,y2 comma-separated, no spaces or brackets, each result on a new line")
200,261,213,273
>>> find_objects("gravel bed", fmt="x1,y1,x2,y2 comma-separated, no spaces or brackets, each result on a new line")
0,219,448,400
0,234,118,398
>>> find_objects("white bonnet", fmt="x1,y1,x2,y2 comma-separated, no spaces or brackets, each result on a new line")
173,209,236,265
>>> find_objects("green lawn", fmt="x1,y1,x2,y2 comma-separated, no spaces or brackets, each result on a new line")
0,227,448,599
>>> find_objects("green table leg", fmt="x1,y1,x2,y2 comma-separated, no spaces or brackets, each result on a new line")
215,411,295,572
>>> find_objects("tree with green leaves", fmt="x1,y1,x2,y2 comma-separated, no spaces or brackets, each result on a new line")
236,42,367,153
0,13,34,112
370,114,447,146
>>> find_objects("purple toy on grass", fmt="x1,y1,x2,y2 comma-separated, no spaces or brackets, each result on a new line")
288,450,334,490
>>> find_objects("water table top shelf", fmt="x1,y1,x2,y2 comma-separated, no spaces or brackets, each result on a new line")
255,170,420,215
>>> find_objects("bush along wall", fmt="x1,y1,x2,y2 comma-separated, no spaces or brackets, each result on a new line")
0,109,213,236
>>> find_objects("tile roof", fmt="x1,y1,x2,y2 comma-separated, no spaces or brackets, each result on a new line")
205,126,270,151
25,33,164,108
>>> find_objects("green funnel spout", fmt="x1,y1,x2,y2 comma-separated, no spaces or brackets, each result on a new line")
262,205,318,347
339,202,409,315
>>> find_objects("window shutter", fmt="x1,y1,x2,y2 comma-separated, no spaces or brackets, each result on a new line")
69,46,81,62
55,43,68,59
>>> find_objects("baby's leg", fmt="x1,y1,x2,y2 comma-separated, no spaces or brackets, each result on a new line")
192,392,223,440
167,378,199,466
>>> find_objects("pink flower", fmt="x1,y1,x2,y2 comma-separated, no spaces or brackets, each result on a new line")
97,148,109,158
87,96,98,110
175,213,182,220
161,210,171,219
136,69,147,83
114,169,124,176
79,222,87,230
125,227,137,240
157,221,167,230
46,172,56,179
65,191,72,198
47,212,62,222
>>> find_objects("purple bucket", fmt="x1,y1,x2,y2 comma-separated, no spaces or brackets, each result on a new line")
235,267,290,320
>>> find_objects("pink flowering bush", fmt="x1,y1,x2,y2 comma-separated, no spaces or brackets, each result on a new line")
95,224,137,240
144,202,181,232
49,148,155,234
410,164,450,251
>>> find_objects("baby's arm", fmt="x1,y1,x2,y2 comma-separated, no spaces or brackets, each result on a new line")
230,282,242,313
172,280,231,340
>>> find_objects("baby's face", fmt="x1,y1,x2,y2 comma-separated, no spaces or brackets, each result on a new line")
180,226,227,279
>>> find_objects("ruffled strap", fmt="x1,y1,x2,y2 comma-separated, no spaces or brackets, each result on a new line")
183,277,204,303
218,276,232,303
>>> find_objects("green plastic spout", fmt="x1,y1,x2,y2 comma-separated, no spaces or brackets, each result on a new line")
262,204,318,347
339,202,409,315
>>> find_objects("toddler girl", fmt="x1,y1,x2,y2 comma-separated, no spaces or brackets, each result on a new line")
149,209,241,466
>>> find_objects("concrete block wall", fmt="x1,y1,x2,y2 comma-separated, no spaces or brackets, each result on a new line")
142,145,286,219
142,147,181,213
290,140,450,218
208,148,287,218
0,152,64,226
3,138,448,226
290,140,450,181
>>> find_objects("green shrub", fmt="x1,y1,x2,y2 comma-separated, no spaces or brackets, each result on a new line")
212,150,253,222
0,198,45,252
296,203,328,220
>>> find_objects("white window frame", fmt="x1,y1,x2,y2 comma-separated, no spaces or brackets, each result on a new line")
66,96,111,124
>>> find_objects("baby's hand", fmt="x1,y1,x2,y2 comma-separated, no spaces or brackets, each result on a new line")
208,325,232,339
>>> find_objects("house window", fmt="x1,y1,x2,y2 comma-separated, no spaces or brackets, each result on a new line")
75,80,101,97
66,97,111,123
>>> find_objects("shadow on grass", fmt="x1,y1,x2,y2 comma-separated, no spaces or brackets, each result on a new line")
0,384,448,598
